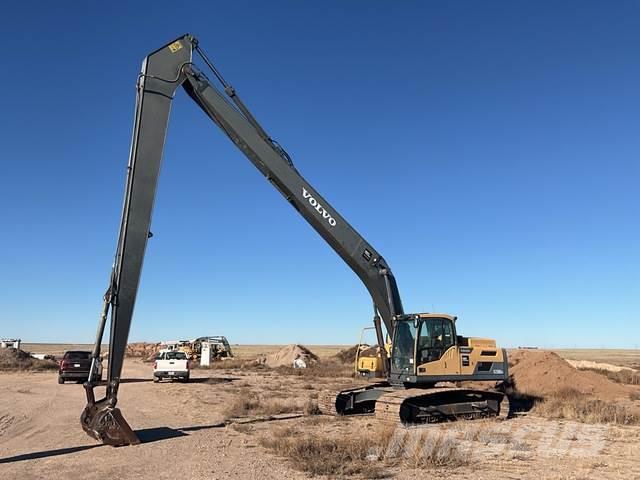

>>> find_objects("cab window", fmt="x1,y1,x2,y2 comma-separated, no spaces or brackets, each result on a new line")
417,318,455,364
391,321,417,373
166,351,187,360
65,351,91,360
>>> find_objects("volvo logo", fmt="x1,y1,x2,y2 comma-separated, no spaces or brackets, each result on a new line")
302,187,337,227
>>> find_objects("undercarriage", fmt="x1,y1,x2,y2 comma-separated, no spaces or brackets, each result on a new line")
319,383,510,425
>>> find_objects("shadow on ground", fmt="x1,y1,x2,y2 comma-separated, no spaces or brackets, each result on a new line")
86,377,236,386
188,376,237,384
504,378,542,415
135,416,300,443
61,378,155,387
0,445,105,464
0,422,228,464
0,413,309,464
136,422,227,443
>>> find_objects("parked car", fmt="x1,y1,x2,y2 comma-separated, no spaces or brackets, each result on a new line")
58,351,103,384
153,350,190,382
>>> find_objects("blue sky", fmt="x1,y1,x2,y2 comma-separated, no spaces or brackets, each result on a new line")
0,1,638,348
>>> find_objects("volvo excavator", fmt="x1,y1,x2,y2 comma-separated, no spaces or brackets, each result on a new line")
81,35,510,446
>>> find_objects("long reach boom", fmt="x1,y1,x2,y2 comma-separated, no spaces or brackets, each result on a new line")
82,34,404,445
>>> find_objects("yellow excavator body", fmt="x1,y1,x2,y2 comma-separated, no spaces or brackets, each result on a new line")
415,338,505,377
320,315,509,426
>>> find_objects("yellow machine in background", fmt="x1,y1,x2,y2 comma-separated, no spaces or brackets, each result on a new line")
164,336,233,362
354,326,392,378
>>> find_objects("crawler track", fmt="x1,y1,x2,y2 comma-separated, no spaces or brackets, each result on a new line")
318,383,390,416
375,387,509,424
317,389,339,415
320,385,510,426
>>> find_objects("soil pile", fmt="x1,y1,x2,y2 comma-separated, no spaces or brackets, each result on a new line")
126,342,161,362
0,348,58,371
258,344,319,368
359,345,381,358
334,344,383,364
509,349,631,401
334,345,362,364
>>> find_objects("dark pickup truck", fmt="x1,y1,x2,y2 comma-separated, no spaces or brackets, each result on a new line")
58,351,103,384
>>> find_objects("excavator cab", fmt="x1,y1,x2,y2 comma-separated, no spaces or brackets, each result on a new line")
390,314,456,381
389,313,508,386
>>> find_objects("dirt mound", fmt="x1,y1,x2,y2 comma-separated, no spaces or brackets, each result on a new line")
334,345,361,364
509,349,631,401
0,348,58,371
126,342,161,362
258,344,319,368
359,345,381,358
334,344,381,364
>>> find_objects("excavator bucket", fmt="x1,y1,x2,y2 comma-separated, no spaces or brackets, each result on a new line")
81,386,140,446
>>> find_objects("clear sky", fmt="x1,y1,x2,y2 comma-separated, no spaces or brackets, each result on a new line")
0,1,638,348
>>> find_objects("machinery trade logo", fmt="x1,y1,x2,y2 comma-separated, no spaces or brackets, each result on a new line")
168,41,183,53
379,420,609,463
302,187,337,227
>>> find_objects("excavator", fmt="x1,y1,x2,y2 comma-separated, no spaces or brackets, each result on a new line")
81,34,510,446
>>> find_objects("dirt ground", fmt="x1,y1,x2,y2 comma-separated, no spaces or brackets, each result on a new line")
22,344,640,366
550,349,640,370
2,351,640,479
20,344,348,359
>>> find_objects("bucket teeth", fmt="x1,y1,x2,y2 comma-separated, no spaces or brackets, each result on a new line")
81,398,140,446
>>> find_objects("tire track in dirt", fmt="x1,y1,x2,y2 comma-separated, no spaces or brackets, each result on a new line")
0,415,17,438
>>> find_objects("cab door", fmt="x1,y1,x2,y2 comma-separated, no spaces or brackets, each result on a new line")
415,317,461,375
389,320,417,380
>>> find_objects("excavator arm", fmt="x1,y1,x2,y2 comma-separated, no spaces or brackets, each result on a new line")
81,34,404,445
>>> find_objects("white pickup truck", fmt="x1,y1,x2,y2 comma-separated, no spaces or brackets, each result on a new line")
153,350,190,383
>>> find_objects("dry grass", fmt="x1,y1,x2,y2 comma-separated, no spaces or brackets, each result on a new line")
461,422,531,452
551,349,640,369
300,415,332,427
463,425,514,444
230,423,254,434
400,432,469,469
259,422,471,477
302,398,321,415
259,424,392,478
202,357,354,381
21,343,104,356
196,358,263,370
534,388,638,425
274,361,353,379
584,368,640,385
223,389,305,419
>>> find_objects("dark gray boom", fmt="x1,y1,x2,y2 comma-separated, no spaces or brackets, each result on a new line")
81,34,404,445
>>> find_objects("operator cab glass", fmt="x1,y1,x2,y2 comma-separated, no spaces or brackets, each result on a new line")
391,319,416,373
390,315,457,375
416,317,455,364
